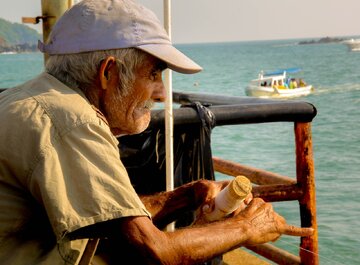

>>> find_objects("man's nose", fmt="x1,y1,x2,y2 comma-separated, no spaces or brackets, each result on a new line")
152,82,166,102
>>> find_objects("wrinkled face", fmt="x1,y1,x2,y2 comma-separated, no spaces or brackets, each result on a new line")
105,55,167,136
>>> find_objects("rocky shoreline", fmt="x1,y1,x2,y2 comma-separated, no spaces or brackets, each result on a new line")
0,43,38,53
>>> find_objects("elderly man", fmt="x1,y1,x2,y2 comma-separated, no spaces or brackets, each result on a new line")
0,0,313,264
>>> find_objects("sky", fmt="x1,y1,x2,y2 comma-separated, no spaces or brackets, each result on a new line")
1,0,360,44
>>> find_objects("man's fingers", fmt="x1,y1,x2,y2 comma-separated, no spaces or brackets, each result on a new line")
282,225,314,237
219,180,230,190
244,193,253,205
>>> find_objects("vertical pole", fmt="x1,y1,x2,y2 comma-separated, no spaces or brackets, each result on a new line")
40,0,72,63
163,0,175,231
295,122,319,265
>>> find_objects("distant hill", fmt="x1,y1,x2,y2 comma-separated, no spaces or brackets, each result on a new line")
298,36,345,45
0,18,42,52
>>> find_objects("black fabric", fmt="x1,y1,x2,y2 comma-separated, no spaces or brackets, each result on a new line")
119,102,216,195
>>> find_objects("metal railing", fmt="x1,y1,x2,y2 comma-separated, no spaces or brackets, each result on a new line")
170,91,318,265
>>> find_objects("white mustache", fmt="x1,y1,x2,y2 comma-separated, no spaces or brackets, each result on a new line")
144,100,154,109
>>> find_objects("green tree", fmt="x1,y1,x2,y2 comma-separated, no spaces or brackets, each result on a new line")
0,18,41,46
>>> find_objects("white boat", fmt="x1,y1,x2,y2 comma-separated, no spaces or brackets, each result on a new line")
343,39,360,52
245,68,313,98
0,51,17,55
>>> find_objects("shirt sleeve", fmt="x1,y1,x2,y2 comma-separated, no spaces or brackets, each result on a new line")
29,120,150,241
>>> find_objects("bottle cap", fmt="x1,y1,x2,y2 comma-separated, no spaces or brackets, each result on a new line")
228,175,252,199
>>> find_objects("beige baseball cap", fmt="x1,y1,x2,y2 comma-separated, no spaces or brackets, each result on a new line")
38,0,202,74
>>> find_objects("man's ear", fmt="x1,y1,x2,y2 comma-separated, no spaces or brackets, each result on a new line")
99,56,118,90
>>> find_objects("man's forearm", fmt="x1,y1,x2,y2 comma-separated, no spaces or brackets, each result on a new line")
139,180,208,227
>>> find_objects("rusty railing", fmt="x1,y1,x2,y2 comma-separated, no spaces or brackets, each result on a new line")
170,91,318,265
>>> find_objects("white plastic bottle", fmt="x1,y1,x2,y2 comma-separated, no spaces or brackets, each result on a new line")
203,175,252,222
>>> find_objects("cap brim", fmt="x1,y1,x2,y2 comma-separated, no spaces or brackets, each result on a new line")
137,44,202,74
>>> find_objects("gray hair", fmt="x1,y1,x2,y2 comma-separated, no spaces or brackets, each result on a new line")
45,48,148,96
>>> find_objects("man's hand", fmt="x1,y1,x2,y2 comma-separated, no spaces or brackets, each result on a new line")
237,198,314,245
193,180,252,224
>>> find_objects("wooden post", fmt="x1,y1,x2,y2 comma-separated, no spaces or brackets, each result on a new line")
40,0,72,63
163,0,175,232
295,122,318,265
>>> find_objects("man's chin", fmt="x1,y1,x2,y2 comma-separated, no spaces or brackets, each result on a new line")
124,120,151,136
133,114,151,134
111,124,149,136
132,121,150,135
111,114,151,136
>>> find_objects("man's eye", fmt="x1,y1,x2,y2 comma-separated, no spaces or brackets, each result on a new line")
150,71,159,81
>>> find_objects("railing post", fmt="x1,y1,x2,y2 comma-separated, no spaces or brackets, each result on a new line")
295,122,318,265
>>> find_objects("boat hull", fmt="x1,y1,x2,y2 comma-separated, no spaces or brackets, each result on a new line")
245,85,313,98
343,39,360,51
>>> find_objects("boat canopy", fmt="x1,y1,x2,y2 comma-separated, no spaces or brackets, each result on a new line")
264,67,301,77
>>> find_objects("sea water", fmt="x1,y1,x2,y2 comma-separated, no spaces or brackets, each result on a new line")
1,39,359,264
